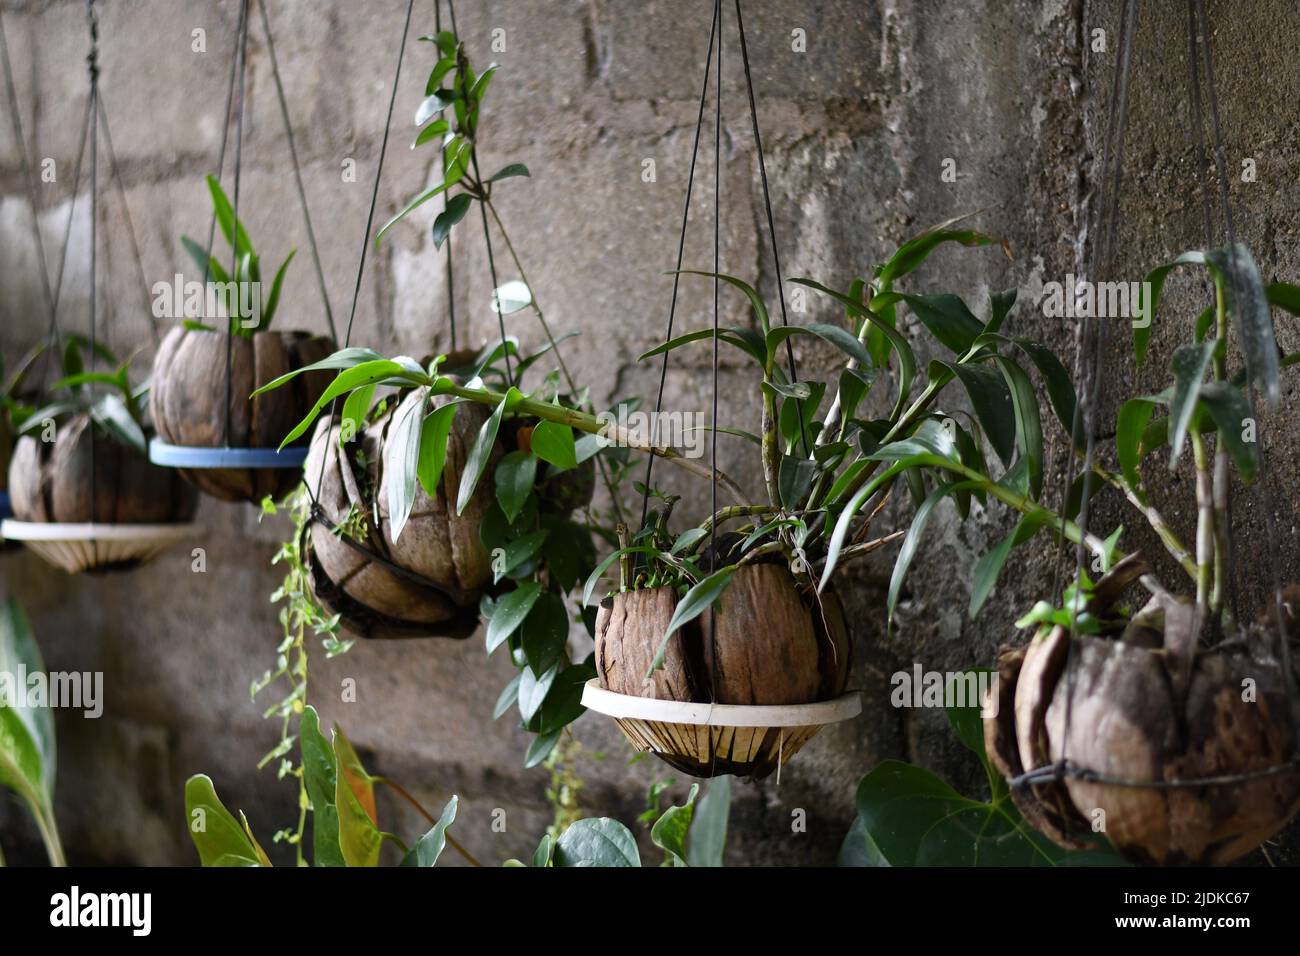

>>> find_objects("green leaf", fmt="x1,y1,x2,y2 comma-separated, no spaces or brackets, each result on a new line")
677,270,770,334
888,482,963,625
531,833,554,867
333,726,382,867
279,360,416,449
385,391,426,541
1266,281,1300,316
938,361,1016,466
650,567,736,676
432,193,473,249
969,514,1048,618
485,581,543,654
251,347,387,397
554,818,641,867
685,776,730,867
989,355,1043,498
651,784,699,866
520,589,568,673
206,174,253,257
1168,341,1217,464
417,401,458,497
490,280,533,315
765,323,872,369
1198,381,1259,481
985,288,1018,335
518,662,559,724
495,450,538,523
457,392,510,515
493,674,521,720
262,249,295,330
524,729,562,769
400,796,458,867
487,163,530,183
299,706,344,867
1116,398,1157,498
897,293,983,353
0,601,54,798
412,117,449,147
1216,245,1278,405
530,420,578,471
184,774,267,867
376,179,454,244
778,454,818,509
877,215,1003,286
339,383,375,447
637,326,767,368
493,529,549,584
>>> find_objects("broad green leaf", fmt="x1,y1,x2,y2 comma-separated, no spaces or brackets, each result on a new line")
251,347,387,397
299,706,344,867
487,163,530,183
651,784,699,866
1116,398,1158,498
485,581,543,654
524,729,562,769
184,774,267,867
0,600,54,797
417,402,459,497
206,174,253,257
493,674,521,720
778,454,818,509
554,818,641,867
518,662,559,724
1266,281,1300,316
888,482,965,625
520,589,567,673
339,383,376,447
877,216,1003,286
637,326,766,368
650,567,736,676
989,355,1043,498
492,529,549,584
765,322,872,369
1198,381,1259,481
432,193,473,249
1168,341,1217,464
897,293,983,353
279,360,415,449
385,391,426,541
938,361,1016,466
456,392,510,515
376,179,454,243
400,796,458,867
531,833,554,867
530,420,578,470
985,288,1017,335
685,775,730,867
495,450,538,523
677,270,770,334
333,726,382,867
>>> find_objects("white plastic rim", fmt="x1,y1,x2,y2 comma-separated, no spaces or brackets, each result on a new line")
0,520,202,542
580,679,861,728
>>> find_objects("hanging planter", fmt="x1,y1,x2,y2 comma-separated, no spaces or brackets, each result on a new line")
300,387,499,640
149,177,335,503
585,564,855,778
986,564,1300,865
3,346,199,574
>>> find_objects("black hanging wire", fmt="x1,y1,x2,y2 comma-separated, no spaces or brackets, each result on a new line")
636,2,719,535
224,0,251,449
707,0,723,747
734,0,805,456
86,0,100,523
259,0,338,345
436,0,457,350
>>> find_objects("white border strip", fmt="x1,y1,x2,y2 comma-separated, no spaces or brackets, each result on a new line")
581,679,860,728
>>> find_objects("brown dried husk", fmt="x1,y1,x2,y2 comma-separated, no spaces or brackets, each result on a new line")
301,389,499,640
150,325,334,502
984,575,1300,865
8,413,198,526
595,563,851,704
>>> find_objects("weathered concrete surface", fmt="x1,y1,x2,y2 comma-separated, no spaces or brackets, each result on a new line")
1,0,1298,866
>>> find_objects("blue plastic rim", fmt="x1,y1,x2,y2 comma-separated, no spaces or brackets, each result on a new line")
149,438,309,470
0,491,11,520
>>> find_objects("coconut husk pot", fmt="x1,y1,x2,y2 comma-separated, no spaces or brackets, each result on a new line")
302,389,500,640
984,560,1300,865
151,326,335,502
593,563,852,778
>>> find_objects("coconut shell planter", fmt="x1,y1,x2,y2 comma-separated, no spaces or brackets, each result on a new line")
985,565,1300,865
4,413,199,573
583,564,861,779
150,327,335,503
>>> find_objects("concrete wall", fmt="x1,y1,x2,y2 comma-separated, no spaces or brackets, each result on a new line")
1,0,1297,865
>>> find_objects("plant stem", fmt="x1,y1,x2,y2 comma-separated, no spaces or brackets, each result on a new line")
1088,461,1199,583
760,382,781,508
439,381,747,502
30,795,65,867
1210,275,1230,616
483,198,627,524
1191,427,1214,609
829,529,906,566
380,778,483,867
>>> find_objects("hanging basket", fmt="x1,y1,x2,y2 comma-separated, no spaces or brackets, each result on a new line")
149,326,335,503
589,563,856,778
5,413,200,573
301,389,501,640
985,562,1300,865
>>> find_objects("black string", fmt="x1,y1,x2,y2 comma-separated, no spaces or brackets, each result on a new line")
96,96,159,348
636,2,719,534
199,0,245,289
259,0,338,344
87,0,99,524
472,149,512,385
734,0,804,456
225,0,250,447
307,0,415,510
436,0,457,351
707,0,722,730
